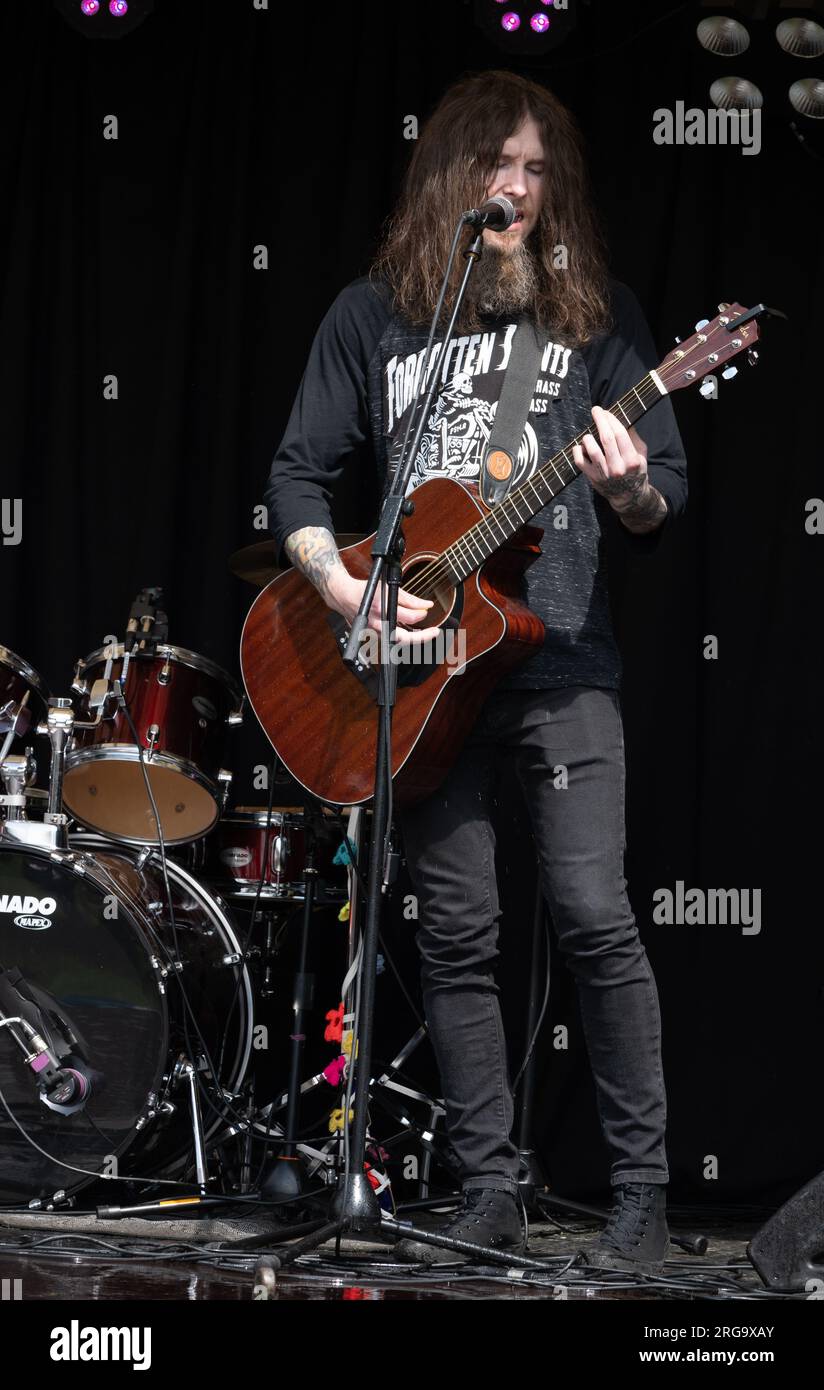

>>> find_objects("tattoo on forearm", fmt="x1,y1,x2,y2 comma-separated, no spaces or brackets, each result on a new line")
600,477,668,534
284,526,346,596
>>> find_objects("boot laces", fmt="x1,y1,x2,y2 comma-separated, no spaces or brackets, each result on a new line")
601,1183,658,1248
448,1187,507,1232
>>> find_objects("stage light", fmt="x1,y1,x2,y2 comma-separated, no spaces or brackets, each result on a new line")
696,2,824,160
696,16,750,56
53,0,152,38
776,17,824,59
789,76,824,117
474,0,577,56
709,76,763,109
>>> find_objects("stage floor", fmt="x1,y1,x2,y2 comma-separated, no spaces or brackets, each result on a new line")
0,1207,771,1301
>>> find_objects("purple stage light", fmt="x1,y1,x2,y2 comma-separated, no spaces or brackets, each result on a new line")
80,0,100,13
530,13,550,32
501,11,520,31
109,0,128,14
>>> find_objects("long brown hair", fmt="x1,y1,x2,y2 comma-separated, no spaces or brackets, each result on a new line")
371,70,612,346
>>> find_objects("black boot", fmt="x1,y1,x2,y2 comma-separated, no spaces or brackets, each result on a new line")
578,1182,670,1276
394,1187,525,1266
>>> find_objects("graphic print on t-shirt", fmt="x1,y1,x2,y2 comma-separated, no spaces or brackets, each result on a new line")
383,323,572,493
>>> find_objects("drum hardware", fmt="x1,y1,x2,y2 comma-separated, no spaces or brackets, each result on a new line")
2,696,92,853
40,700,75,834
217,767,233,811
0,749,45,822
173,1055,210,1193
0,690,32,769
0,646,50,746
125,585,169,653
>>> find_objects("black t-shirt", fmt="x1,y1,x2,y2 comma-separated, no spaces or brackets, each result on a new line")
264,275,687,690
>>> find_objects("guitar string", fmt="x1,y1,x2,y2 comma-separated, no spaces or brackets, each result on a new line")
399,372,664,602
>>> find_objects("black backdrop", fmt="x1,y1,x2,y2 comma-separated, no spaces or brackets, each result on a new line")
0,0,821,1205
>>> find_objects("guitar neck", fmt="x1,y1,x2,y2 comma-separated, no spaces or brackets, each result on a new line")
427,369,667,588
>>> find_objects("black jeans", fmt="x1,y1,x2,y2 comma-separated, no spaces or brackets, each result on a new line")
398,685,669,1197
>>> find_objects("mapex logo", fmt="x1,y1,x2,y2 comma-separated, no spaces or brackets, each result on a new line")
221,848,253,868
0,893,56,929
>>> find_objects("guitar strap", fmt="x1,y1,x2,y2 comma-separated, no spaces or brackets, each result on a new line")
480,316,544,507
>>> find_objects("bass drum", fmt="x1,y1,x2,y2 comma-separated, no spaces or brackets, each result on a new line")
0,833,253,1205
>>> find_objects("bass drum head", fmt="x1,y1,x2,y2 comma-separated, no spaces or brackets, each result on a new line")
0,838,252,1205
0,843,168,1204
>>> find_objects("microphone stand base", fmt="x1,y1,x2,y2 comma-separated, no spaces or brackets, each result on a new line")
330,1170,382,1231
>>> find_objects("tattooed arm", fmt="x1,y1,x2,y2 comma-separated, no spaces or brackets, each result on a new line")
283,526,348,603
597,475,668,535
572,405,669,536
284,525,437,640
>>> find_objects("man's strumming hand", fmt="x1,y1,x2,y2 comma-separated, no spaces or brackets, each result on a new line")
284,525,440,644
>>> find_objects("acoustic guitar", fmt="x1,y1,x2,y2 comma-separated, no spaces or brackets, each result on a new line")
241,304,761,807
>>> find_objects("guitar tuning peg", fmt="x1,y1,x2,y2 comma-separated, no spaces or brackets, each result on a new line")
695,319,710,332
747,348,759,367
674,336,681,344
699,379,717,398
717,303,729,311
721,365,738,380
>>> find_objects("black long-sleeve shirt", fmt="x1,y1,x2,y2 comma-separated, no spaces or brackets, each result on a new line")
264,275,687,690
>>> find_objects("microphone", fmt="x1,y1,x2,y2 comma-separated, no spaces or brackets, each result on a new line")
462,196,516,231
1,969,92,1114
26,1032,90,1111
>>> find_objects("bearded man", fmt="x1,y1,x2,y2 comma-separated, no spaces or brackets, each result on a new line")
264,70,687,1273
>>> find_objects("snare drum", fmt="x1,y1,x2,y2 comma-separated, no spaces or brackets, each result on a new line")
63,644,243,846
209,807,348,902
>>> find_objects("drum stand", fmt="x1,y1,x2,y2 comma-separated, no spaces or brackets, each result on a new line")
1,697,74,852
257,817,322,1200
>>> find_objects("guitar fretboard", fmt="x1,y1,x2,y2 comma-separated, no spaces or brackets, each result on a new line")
407,370,666,596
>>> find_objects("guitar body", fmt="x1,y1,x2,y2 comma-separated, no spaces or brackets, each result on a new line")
240,476,545,807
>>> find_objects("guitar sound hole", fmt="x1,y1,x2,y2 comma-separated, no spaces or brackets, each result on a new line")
401,555,457,629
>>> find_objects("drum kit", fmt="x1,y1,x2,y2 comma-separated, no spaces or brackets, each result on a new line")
0,583,364,1212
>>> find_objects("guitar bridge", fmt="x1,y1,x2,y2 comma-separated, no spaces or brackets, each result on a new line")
326,611,381,697
325,602,463,693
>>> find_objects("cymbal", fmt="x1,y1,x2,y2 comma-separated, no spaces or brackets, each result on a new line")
229,534,365,587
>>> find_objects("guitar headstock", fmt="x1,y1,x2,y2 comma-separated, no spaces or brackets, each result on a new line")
657,302,762,394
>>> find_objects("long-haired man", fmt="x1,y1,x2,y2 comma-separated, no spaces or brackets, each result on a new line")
264,70,687,1272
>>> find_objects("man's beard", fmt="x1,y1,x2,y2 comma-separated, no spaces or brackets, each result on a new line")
458,238,540,329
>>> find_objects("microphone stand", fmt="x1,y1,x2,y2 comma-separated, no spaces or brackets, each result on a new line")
330,219,487,1230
